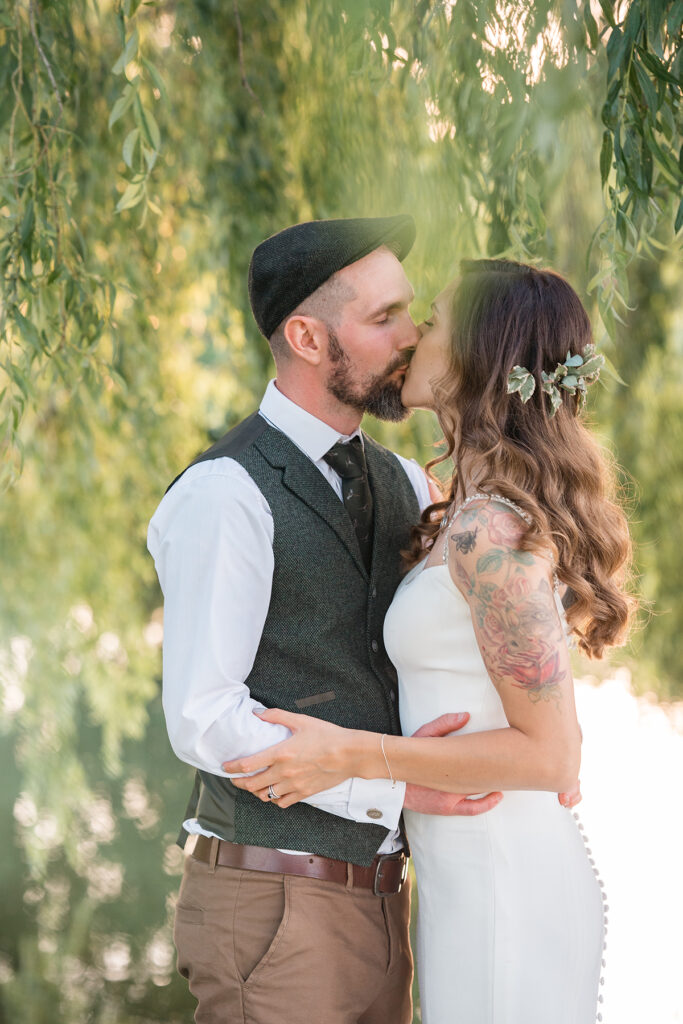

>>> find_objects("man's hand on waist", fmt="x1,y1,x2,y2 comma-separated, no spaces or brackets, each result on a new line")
403,712,504,817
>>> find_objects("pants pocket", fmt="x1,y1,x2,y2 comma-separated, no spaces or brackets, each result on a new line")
174,900,207,980
233,871,290,985
175,904,204,926
173,857,223,981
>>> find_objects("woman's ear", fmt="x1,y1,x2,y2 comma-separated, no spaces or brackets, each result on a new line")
283,315,327,366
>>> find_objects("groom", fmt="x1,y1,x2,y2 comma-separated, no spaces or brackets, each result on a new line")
148,215,501,1024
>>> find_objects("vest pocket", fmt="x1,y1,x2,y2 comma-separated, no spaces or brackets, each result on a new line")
295,691,336,708
234,871,290,985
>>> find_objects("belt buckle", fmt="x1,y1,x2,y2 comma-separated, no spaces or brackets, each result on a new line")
372,851,407,897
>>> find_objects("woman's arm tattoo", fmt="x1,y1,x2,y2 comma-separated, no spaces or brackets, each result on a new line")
449,506,566,705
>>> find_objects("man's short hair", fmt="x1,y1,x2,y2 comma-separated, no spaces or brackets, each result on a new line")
268,273,356,362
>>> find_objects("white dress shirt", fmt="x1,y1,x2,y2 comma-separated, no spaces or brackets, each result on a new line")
147,380,430,852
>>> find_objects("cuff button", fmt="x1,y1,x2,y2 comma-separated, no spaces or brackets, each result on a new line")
367,808,383,820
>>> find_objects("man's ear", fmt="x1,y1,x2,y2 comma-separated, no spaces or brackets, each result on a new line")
283,315,327,366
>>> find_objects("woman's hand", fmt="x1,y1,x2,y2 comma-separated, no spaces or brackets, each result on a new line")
558,778,582,809
221,708,361,808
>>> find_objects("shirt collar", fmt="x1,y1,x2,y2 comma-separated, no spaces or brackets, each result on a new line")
259,379,362,463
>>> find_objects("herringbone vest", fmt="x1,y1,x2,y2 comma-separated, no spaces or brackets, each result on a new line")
169,412,420,867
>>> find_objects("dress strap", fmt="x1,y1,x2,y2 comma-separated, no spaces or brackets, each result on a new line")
441,493,559,591
444,491,533,531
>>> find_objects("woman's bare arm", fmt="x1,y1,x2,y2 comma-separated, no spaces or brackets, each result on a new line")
363,501,581,794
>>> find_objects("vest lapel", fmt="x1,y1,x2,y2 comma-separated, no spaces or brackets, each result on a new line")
255,428,368,579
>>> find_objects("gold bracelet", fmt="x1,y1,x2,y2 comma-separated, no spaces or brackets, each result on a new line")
380,733,396,790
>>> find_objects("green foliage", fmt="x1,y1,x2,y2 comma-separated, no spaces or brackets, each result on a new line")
590,0,682,341
597,247,683,698
508,364,537,402
0,2,681,1020
629,341,683,697
0,5,115,488
109,3,165,216
1,1,681,474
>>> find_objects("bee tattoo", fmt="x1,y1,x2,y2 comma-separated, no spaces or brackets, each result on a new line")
450,527,479,554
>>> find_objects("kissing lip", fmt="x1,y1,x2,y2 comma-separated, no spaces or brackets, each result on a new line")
386,365,409,384
393,359,412,376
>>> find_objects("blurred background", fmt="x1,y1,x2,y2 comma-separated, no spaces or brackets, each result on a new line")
0,1,681,1021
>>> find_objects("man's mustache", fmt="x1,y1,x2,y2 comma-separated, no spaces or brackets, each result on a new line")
383,353,413,377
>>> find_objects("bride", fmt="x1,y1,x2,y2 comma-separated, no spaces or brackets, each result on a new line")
223,259,634,1023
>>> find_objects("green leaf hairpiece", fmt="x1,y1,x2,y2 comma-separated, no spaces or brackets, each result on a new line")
506,344,605,417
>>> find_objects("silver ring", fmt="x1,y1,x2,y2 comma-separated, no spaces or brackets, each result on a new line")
267,784,278,801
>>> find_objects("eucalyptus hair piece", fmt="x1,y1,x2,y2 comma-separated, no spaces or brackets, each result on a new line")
507,345,605,416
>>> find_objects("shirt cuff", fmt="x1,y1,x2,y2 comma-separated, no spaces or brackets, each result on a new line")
347,777,406,830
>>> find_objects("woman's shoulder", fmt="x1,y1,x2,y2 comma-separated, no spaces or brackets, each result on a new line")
445,493,556,597
447,493,530,551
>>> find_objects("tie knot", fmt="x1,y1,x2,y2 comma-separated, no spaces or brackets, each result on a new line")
323,437,366,480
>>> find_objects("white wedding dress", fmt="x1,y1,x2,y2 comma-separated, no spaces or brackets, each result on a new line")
384,499,606,1024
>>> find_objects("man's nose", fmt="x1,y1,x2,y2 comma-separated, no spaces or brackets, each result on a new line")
397,316,420,350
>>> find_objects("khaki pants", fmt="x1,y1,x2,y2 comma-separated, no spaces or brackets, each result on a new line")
173,851,413,1024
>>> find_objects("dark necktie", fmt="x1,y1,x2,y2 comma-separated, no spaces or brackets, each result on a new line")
324,436,374,571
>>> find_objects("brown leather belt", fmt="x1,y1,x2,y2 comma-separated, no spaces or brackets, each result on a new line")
192,836,408,896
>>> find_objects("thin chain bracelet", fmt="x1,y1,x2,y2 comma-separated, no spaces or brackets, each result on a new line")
380,733,396,789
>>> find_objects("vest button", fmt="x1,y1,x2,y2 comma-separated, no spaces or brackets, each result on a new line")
371,640,379,653
390,691,396,703
371,586,378,598
367,808,383,820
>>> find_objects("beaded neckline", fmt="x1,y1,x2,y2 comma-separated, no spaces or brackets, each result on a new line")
441,492,532,536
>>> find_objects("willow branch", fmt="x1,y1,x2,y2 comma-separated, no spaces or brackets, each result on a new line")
28,0,64,131
233,0,265,114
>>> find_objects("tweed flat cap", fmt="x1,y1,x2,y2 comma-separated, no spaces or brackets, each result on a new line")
248,215,416,339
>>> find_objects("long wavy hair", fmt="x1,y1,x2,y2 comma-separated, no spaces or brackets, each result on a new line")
405,258,635,658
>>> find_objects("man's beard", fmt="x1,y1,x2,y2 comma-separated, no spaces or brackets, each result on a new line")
325,329,411,423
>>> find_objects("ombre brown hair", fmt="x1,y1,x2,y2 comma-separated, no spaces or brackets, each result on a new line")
406,258,635,658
